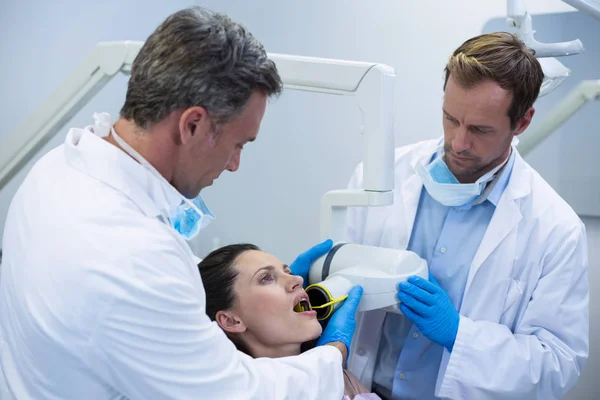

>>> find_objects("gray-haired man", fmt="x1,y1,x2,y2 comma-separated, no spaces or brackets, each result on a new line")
0,7,361,399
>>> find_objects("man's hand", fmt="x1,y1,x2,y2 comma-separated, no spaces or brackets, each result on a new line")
398,275,459,351
289,239,333,288
317,286,363,360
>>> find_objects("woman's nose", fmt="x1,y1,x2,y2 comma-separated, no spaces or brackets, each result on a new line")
286,273,303,291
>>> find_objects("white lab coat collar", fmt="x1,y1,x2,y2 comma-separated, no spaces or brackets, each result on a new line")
402,138,533,293
63,125,182,221
463,150,532,293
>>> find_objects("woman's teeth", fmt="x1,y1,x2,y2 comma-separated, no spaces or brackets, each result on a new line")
293,299,311,313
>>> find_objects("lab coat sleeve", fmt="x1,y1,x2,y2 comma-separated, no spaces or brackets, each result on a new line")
437,222,589,400
85,247,345,400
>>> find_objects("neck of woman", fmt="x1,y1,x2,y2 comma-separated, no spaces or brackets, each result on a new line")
245,340,302,358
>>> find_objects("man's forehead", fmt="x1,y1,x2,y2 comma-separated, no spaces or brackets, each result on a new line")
445,87,511,122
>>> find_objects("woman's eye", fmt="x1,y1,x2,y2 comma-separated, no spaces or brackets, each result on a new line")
260,273,274,283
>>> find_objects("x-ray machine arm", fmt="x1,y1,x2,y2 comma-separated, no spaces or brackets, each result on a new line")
518,79,600,156
0,41,396,243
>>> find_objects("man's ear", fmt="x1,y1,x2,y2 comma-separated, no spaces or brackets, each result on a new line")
514,107,535,136
215,310,247,334
178,106,213,145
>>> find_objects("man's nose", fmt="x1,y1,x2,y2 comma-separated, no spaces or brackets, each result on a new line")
452,128,472,154
226,149,241,172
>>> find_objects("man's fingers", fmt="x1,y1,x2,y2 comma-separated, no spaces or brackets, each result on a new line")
398,292,429,316
400,303,423,324
407,275,438,294
398,281,434,305
340,285,363,313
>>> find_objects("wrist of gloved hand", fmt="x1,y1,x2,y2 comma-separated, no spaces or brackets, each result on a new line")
289,239,333,288
398,275,459,352
317,286,363,358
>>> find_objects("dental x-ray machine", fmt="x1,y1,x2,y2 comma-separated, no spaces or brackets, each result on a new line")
0,41,428,315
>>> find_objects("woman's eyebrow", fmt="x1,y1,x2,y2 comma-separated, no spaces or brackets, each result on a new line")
251,264,291,279
252,265,275,278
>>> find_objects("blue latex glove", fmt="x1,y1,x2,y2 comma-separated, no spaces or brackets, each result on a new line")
289,239,333,288
398,275,459,351
317,285,363,355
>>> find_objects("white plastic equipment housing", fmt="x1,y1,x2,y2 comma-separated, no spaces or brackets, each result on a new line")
308,243,429,313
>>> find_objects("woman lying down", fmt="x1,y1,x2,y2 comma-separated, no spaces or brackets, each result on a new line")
198,243,380,400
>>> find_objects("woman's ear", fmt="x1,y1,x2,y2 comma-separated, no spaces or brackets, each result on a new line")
215,310,247,334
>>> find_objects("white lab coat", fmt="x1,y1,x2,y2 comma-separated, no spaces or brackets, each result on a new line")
0,125,344,400
345,139,589,400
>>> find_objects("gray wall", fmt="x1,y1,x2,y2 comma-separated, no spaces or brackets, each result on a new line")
0,0,596,398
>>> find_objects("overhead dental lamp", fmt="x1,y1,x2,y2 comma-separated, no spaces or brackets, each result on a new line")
0,40,429,315
506,0,586,97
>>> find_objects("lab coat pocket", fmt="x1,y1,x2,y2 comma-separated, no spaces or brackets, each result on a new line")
500,279,523,328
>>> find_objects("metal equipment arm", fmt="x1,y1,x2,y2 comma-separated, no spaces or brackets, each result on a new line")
562,0,600,20
507,0,585,57
0,41,142,191
518,80,600,156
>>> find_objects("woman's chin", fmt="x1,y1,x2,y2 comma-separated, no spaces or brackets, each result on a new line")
305,319,323,341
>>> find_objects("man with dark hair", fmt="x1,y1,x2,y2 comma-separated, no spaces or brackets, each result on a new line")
345,32,589,399
0,7,362,399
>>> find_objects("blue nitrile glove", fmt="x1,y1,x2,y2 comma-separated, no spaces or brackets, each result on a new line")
317,285,363,354
289,239,333,288
397,275,459,351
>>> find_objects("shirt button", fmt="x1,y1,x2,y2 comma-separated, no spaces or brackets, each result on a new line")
413,332,419,338
440,247,447,254
399,372,406,379
357,348,366,356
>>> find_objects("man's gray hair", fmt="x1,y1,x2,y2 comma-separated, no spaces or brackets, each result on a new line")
120,7,282,129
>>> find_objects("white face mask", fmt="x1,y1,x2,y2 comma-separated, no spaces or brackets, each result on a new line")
92,112,214,240
415,144,513,207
